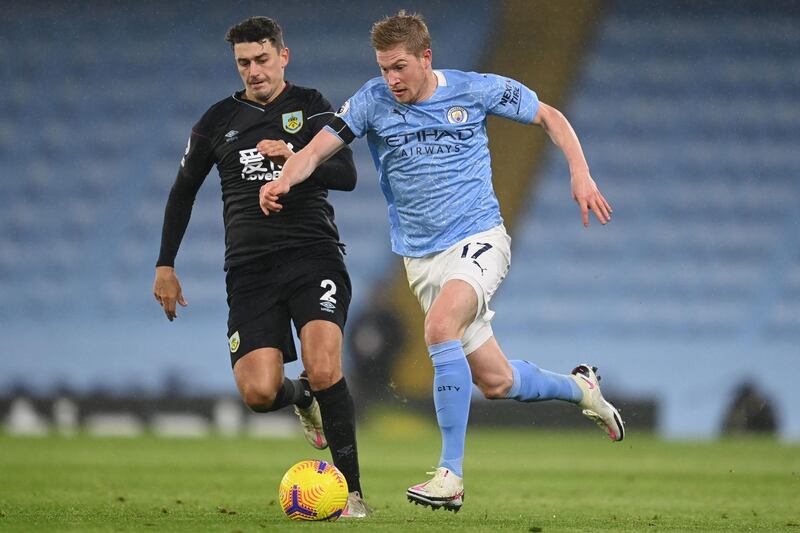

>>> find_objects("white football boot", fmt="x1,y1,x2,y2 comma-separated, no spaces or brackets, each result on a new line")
571,364,625,441
293,398,327,449
293,373,327,450
406,467,464,512
340,491,373,518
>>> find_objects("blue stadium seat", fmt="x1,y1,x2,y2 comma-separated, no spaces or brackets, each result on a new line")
0,0,498,333
489,0,800,437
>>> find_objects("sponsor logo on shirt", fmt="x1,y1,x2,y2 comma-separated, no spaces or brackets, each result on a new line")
224,130,239,143
238,147,291,181
384,127,475,147
383,127,475,158
499,79,521,111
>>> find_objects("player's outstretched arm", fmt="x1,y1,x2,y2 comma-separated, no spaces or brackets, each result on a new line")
532,102,612,227
154,135,211,321
259,128,345,216
153,266,188,321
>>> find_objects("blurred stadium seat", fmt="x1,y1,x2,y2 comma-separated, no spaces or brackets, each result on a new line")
0,0,498,387
1,0,797,439
492,0,800,438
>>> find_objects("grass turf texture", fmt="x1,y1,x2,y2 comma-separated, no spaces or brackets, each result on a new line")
1,423,798,532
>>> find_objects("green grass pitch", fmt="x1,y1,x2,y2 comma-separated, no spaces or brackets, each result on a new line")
1,419,798,532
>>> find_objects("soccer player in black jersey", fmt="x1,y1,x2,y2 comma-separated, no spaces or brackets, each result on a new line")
152,16,370,517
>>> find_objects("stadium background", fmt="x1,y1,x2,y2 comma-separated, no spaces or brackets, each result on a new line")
1,0,798,441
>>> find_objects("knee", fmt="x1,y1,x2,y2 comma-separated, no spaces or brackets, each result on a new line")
475,371,514,400
424,315,458,346
239,381,278,412
305,364,341,391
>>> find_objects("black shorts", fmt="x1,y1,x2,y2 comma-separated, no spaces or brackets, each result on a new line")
225,244,351,367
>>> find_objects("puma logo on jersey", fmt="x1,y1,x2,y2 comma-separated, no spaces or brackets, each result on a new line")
392,108,409,123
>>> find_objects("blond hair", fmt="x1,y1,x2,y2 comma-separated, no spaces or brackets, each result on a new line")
370,10,431,56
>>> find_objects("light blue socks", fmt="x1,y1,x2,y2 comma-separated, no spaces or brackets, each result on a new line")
428,348,581,477
506,360,583,403
429,340,472,478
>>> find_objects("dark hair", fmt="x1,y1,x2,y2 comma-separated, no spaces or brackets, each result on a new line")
371,10,430,56
225,16,285,50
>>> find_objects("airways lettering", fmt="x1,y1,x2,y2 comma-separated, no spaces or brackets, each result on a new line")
398,145,462,158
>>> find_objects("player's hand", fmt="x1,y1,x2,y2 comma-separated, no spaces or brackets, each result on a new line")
256,139,294,166
571,172,612,227
260,179,290,216
153,266,188,321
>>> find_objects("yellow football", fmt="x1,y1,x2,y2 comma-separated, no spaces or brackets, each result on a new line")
278,459,348,521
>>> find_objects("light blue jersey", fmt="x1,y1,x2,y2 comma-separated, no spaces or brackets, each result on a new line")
326,69,539,257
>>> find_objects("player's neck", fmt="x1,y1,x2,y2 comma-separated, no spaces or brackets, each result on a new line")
416,70,438,103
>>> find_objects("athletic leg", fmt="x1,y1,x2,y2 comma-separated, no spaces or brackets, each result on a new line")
406,279,475,512
423,279,476,477
466,338,624,441
467,337,582,403
299,320,362,494
227,302,323,448
233,348,312,412
290,265,369,516
406,226,513,511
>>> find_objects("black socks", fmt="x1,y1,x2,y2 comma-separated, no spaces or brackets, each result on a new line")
314,377,362,495
259,377,312,412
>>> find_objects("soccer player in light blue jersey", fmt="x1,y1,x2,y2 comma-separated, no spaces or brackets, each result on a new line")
258,11,625,512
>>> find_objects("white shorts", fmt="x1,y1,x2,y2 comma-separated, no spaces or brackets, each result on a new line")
403,224,511,355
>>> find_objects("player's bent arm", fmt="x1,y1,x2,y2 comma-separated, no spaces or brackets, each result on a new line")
310,144,357,191
532,101,612,226
260,129,346,214
281,128,347,188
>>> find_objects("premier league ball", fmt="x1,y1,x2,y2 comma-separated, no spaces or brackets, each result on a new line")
278,460,348,521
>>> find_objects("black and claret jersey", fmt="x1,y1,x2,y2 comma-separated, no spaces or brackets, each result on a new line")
157,83,356,270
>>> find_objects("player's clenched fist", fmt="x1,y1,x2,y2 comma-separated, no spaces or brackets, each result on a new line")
259,179,290,216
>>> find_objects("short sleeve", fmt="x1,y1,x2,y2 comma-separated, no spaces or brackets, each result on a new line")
306,91,337,135
482,73,539,124
325,82,372,141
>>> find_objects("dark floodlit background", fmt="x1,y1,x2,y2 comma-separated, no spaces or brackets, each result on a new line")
1,0,798,440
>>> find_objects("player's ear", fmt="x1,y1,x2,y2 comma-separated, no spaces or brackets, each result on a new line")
421,48,432,69
280,46,290,68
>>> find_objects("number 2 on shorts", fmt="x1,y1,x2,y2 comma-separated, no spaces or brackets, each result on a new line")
320,279,337,304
